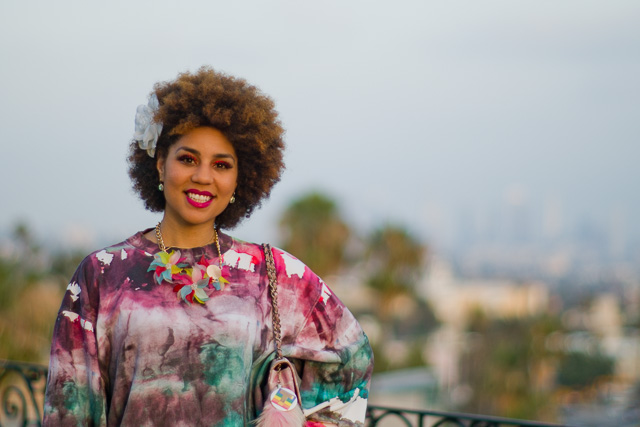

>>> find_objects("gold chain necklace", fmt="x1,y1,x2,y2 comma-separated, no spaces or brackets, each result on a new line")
154,222,223,268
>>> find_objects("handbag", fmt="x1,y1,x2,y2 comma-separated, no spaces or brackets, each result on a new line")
255,244,306,427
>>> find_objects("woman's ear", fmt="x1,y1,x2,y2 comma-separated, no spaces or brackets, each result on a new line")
156,156,166,182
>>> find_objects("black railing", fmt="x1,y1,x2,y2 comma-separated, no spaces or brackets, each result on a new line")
366,405,568,426
0,360,567,427
0,360,47,427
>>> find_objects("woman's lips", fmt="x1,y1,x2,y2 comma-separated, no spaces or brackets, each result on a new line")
185,190,214,208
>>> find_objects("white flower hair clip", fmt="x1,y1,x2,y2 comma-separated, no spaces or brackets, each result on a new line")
133,93,163,158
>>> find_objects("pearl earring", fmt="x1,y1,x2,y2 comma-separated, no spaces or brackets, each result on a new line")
158,182,164,191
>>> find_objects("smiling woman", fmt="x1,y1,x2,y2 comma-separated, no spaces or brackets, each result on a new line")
155,127,239,240
42,67,373,426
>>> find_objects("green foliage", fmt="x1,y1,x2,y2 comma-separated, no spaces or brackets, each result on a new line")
460,313,562,420
556,351,614,388
279,192,350,278
50,250,87,288
365,224,425,296
391,298,439,339
404,341,429,369
370,339,428,374
0,222,69,363
370,342,391,374
0,257,18,311
0,222,41,310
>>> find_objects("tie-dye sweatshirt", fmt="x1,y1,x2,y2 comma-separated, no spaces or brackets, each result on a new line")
43,230,373,426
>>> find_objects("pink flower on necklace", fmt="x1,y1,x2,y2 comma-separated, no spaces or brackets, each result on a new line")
148,250,188,285
172,265,211,304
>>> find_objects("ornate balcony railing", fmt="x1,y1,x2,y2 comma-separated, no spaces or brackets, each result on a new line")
365,405,567,426
0,360,567,427
0,360,47,427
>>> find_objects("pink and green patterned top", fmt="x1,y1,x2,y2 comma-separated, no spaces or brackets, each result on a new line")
43,230,373,426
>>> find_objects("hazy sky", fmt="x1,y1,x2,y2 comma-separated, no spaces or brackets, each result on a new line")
1,0,638,249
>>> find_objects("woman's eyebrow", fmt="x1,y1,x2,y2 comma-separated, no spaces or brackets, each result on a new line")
176,146,200,155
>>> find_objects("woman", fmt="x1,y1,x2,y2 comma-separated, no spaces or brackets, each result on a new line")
43,67,373,426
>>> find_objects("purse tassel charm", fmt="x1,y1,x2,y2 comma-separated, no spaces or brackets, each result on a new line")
255,403,305,427
255,358,305,427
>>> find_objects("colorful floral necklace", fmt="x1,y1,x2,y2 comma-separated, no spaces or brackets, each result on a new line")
148,222,230,304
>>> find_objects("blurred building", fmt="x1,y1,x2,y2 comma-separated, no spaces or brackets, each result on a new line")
419,256,549,329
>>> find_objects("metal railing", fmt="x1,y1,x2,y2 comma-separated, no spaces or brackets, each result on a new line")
0,360,567,427
0,360,47,427
366,405,567,426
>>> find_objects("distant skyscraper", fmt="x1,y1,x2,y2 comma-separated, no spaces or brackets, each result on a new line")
607,205,628,260
504,184,531,245
542,197,564,242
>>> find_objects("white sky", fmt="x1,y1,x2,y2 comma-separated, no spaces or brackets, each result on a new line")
1,0,639,249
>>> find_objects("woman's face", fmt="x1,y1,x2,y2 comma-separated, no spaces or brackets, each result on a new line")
156,126,238,229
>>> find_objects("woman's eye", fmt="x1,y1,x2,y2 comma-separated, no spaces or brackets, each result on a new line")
178,155,196,164
214,161,232,169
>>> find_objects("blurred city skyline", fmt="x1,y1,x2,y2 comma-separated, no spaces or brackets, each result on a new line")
1,0,638,257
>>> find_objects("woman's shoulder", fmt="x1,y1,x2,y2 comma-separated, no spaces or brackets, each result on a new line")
222,233,323,286
257,243,331,304
76,229,156,270
223,235,307,276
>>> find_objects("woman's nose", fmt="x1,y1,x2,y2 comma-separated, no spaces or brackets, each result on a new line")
192,164,214,184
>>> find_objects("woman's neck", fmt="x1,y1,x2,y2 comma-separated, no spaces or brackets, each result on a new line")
152,216,218,250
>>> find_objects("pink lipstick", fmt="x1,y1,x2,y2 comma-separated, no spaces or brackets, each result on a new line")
185,189,214,208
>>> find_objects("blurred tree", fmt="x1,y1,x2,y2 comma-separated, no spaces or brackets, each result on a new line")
365,224,425,312
556,351,614,389
279,192,350,278
50,250,87,283
13,222,36,251
1,222,39,310
0,222,67,363
392,298,439,339
363,224,438,371
0,257,17,312
460,312,562,421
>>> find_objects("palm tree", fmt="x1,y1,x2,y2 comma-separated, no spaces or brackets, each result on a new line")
278,192,351,278
363,224,436,371
365,224,425,300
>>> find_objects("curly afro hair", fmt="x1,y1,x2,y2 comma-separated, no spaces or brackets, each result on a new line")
128,66,285,229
